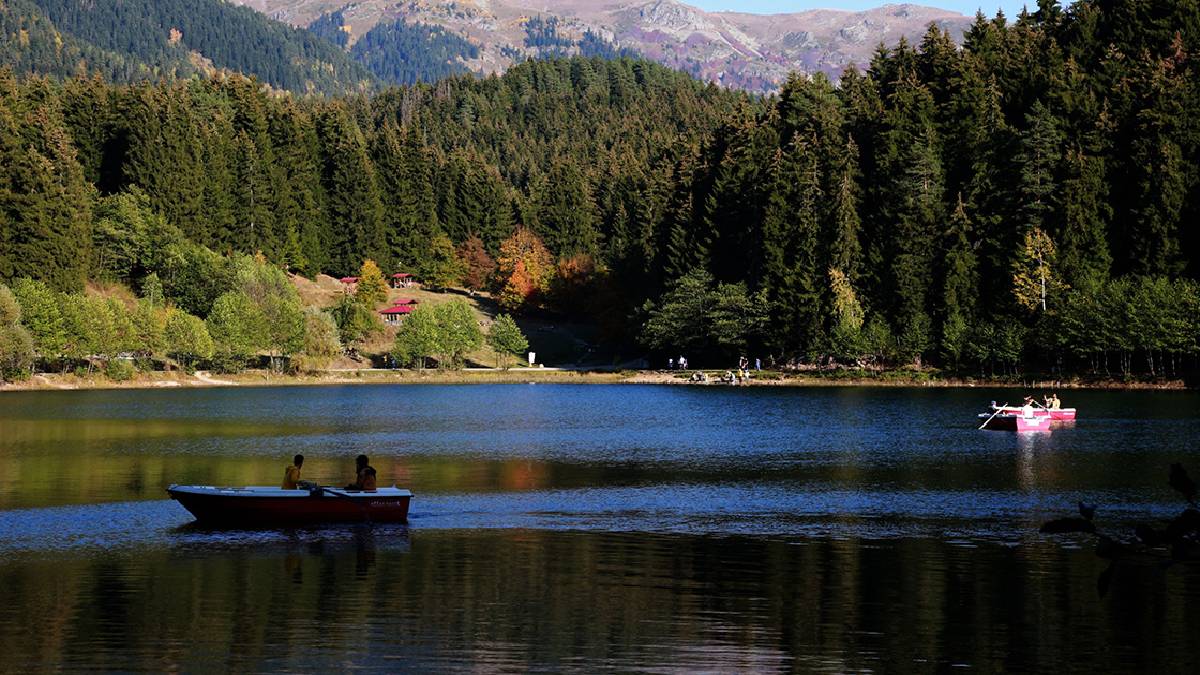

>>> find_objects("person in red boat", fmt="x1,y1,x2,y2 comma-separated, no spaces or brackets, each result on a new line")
281,454,304,490
346,454,377,492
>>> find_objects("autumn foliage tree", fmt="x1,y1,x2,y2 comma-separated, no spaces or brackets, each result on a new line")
495,227,553,312
457,235,496,293
356,259,389,307
498,261,535,313
550,253,602,318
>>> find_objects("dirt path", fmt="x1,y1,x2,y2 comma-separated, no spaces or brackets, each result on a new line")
32,374,77,390
193,371,237,386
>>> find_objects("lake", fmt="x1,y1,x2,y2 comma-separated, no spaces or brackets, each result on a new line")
1,384,1198,672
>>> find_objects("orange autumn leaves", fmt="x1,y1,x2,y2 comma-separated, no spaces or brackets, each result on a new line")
494,226,599,314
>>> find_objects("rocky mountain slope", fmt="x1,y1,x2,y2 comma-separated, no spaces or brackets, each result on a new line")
233,0,973,91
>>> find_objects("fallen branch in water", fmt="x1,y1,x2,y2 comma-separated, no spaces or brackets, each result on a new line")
1040,463,1200,597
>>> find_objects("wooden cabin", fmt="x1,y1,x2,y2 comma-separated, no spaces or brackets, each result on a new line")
379,304,414,324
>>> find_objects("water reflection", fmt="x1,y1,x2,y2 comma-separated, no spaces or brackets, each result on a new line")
2,529,1198,672
2,385,1199,511
2,385,1199,671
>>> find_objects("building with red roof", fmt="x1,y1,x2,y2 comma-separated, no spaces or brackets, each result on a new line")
379,304,414,324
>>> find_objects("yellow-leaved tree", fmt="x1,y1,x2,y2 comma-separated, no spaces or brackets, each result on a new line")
357,259,389,308
1012,227,1064,313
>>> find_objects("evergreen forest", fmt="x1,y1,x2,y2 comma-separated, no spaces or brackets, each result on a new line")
2,0,373,94
2,0,1199,380
306,10,481,86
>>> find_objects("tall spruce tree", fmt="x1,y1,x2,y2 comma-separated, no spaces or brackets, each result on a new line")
316,105,385,274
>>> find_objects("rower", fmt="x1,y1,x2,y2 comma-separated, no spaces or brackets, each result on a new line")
346,454,378,492
281,454,304,490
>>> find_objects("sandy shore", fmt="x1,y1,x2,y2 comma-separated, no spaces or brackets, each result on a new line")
1,368,1190,393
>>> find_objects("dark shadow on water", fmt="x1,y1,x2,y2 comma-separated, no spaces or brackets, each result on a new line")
168,520,411,557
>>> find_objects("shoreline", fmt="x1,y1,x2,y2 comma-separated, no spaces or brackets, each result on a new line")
1,368,1191,393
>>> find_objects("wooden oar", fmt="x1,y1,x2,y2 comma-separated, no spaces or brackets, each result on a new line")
314,485,373,523
979,402,1009,430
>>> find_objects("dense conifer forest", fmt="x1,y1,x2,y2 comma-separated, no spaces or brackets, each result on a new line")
1,0,374,94
2,0,1199,379
306,10,480,86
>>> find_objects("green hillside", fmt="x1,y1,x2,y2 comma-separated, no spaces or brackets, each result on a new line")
1,0,157,81
308,10,480,86
2,0,374,94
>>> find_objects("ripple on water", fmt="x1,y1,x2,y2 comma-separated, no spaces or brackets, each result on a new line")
0,483,1186,555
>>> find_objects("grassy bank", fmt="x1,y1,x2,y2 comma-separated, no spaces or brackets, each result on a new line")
1,368,1190,393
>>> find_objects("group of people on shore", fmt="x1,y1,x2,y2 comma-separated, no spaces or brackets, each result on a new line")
280,454,377,492
667,354,764,383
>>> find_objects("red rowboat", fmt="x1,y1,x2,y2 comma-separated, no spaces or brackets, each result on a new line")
167,485,412,525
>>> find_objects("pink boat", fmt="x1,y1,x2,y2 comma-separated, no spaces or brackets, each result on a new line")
990,405,1077,422
977,401,1078,431
977,411,1056,431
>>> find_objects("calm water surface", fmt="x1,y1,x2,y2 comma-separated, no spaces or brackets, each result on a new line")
1,384,1198,672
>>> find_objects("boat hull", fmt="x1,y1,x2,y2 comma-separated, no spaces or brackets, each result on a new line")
168,485,412,525
978,413,1054,432
992,406,1076,421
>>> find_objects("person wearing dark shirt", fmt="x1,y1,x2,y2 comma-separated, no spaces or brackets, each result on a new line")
346,454,377,492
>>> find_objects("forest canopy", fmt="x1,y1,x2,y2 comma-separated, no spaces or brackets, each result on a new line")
1,0,1199,377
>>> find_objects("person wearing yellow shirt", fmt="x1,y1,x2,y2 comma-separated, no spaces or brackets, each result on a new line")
281,454,304,489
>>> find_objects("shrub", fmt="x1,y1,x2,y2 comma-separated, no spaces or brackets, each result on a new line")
104,358,136,381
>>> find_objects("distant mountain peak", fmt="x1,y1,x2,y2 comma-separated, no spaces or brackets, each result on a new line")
232,0,973,91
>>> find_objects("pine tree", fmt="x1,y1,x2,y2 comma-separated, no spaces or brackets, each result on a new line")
0,91,94,292
878,74,944,364
374,123,438,273
1058,147,1111,289
940,196,979,367
535,159,601,257
760,139,824,357
316,105,385,274
826,138,863,285
422,233,464,290
1016,101,1063,234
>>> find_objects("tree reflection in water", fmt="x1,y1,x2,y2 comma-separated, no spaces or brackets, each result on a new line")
2,529,1199,672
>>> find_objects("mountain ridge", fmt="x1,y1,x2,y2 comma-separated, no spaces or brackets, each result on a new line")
234,0,973,91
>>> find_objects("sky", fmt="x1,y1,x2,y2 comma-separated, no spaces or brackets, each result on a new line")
689,1,1035,18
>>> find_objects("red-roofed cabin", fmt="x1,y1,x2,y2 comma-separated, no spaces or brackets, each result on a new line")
379,304,414,324
391,273,416,289
339,276,359,292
